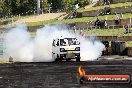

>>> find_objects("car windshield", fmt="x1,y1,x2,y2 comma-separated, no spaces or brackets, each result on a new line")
60,38,80,46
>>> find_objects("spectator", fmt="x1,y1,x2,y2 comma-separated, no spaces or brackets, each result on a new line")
114,14,120,25
73,26,77,33
94,18,101,27
124,24,129,34
100,20,105,28
119,13,123,24
80,30,84,36
104,20,108,28
9,56,13,62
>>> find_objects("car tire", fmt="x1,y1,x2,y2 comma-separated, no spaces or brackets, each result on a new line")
76,56,80,62
55,58,59,62
66,58,70,62
55,55,60,62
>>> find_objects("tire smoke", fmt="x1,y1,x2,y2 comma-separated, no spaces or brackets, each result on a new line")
5,24,105,62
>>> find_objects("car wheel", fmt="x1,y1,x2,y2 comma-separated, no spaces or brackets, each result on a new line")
55,55,60,62
76,56,80,62
66,58,70,62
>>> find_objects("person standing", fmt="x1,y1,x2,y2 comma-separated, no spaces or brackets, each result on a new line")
114,14,119,25
119,13,123,25
124,24,129,34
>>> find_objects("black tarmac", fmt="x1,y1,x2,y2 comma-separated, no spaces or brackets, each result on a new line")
0,61,132,88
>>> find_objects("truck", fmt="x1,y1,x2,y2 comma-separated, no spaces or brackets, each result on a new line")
52,37,80,62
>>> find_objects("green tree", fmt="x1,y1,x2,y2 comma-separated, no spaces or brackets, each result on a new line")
2,0,12,16
41,0,49,13
77,0,90,7
16,0,36,15
63,0,90,12
48,0,65,12
63,0,77,12
11,0,18,15
0,0,91,17
26,0,37,14
0,1,3,14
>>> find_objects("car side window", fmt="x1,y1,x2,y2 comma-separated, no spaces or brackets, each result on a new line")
56,40,59,46
53,40,55,46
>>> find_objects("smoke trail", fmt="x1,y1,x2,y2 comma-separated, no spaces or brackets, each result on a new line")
5,24,105,62
79,37,105,61
5,24,33,62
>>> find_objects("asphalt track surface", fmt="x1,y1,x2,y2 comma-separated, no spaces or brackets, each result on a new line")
0,61,132,88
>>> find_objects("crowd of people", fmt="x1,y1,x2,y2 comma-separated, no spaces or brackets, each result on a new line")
73,13,131,36
94,18,107,28
94,13,131,34
94,13,123,28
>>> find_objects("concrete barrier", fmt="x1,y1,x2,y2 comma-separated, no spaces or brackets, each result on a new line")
112,0,132,4
82,10,100,17
70,18,132,29
111,6,132,14
81,6,132,17
127,47,132,56
98,0,132,5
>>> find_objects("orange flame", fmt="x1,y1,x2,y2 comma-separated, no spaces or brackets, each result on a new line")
78,66,86,76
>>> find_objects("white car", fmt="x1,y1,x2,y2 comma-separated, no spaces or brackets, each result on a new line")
52,38,80,62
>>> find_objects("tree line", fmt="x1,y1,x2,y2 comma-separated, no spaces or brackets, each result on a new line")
0,0,91,17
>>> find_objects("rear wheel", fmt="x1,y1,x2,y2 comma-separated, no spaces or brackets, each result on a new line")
55,55,61,62
66,58,71,62
76,56,80,62
55,58,59,62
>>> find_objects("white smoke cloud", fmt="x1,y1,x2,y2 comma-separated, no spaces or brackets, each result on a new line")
80,37,105,61
4,24,105,62
5,24,32,62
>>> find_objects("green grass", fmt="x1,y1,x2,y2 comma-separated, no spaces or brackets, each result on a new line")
0,7,131,29
82,27,132,47
0,15,30,22
25,13,132,27
126,41,132,47
83,28,132,36
26,19,58,27
75,28,132,47
29,28,132,37
0,2,131,29
0,13,131,29
29,30,132,47
62,13,132,23
0,60,12,64
30,32,36,37
78,2,132,12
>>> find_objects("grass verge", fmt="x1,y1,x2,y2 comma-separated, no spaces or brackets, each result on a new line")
78,2,132,12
